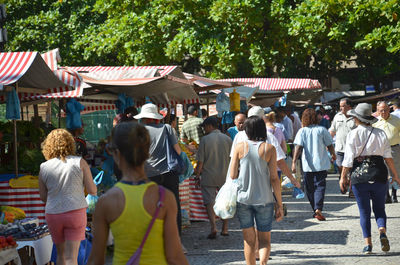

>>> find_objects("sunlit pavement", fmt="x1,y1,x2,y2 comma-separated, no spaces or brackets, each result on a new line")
181,174,400,265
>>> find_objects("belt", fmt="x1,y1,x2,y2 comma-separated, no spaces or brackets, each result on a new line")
391,144,399,147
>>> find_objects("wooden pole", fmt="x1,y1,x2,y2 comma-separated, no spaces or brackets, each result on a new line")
46,101,51,124
58,100,61,128
14,83,19,178
20,105,24,121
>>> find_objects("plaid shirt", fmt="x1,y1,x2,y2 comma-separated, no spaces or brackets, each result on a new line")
180,116,204,144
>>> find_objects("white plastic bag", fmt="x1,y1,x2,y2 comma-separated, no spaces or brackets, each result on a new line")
213,179,238,219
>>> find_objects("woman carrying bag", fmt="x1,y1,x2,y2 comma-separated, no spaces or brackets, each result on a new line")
230,116,283,265
88,122,188,265
339,103,400,254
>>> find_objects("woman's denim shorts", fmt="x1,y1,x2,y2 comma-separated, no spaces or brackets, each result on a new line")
236,202,274,232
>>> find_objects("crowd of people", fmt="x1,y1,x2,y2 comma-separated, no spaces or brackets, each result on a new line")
37,98,400,264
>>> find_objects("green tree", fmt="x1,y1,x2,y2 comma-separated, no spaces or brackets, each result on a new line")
3,0,400,86
4,0,106,65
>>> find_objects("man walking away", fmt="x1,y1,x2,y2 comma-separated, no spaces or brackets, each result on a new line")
373,101,400,203
195,117,232,239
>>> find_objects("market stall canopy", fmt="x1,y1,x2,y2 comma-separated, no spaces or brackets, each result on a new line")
219,78,322,92
184,73,257,103
321,91,365,103
0,50,86,104
352,88,400,103
217,78,322,106
0,52,69,91
68,65,199,106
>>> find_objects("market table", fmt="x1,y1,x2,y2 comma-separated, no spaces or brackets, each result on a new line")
0,247,21,265
179,177,209,222
0,175,46,225
17,234,52,265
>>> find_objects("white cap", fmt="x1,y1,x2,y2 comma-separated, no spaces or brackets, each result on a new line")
134,103,164,120
248,106,264,118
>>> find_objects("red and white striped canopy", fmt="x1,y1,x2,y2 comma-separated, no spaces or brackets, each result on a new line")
68,65,199,106
0,52,68,90
0,50,87,103
219,78,322,91
0,52,36,86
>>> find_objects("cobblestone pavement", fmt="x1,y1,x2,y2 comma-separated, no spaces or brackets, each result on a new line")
181,174,400,265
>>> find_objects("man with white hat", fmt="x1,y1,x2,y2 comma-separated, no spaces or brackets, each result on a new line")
134,103,184,233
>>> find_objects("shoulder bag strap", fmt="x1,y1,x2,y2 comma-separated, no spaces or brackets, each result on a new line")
358,128,374,158
137,185,166,250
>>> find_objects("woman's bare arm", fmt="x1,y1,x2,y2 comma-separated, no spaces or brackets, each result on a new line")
163,190,189,265
81,158,97,195
229,143,243,180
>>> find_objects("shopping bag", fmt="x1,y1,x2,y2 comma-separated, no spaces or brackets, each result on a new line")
213,179,238,219
86,171,104,214
165,129,185,175
178,152,194,183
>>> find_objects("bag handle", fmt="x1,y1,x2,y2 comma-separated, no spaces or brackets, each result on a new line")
93,171,104,186
127,185,166,262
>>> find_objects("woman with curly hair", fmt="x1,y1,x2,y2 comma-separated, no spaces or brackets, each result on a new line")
291,108,336,221
39,129,97,265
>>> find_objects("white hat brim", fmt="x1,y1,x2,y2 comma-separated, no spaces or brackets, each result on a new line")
134,112,164,120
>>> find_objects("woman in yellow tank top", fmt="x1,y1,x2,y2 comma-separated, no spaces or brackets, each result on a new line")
87,122,188,265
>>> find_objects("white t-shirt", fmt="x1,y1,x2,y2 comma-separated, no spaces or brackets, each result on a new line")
39,156,87,214
342,125,392,168
230,130,286,161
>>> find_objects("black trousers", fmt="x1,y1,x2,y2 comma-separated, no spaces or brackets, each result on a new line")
150,171,182,235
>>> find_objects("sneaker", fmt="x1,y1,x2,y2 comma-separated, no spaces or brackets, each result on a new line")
363,245,372,254
380,233,390,252
281,176,294,188
392,195,398,203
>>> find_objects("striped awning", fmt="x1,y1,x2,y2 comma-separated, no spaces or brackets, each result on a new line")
68,65,199,106
0,49,89,102
219,78,322,91
0,52,69,90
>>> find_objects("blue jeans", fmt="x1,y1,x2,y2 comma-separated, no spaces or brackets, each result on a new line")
303,171,327,212
236,202,274,232
352,182,387,238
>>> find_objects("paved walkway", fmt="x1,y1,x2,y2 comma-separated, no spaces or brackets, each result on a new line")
181,174,400,264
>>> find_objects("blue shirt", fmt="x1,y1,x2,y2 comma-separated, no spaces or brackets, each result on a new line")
294,125,333,172
227,126,239,140
282,116,293,141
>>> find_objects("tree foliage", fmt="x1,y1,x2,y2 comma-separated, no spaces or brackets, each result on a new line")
3,0,400,85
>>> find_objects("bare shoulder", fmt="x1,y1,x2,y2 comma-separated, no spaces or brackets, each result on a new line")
96,186,125,222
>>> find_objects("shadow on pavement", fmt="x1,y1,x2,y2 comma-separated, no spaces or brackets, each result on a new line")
272,230,349,245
